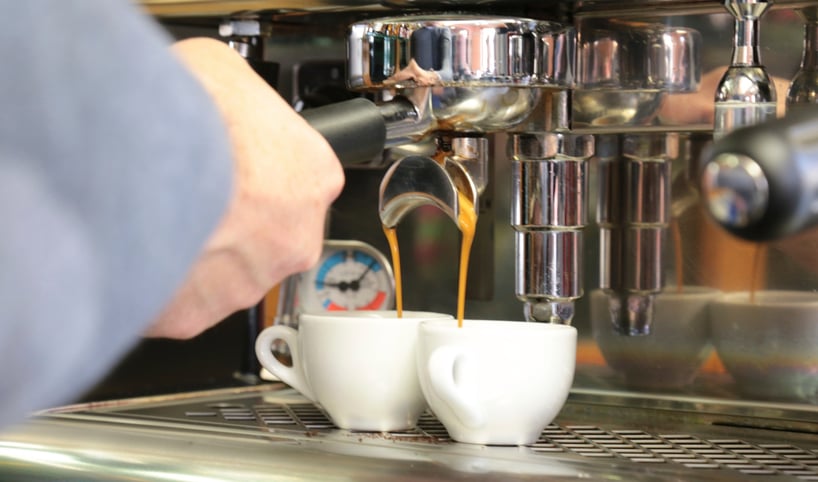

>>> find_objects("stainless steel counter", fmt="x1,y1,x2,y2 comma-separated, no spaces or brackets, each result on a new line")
1,384,817,481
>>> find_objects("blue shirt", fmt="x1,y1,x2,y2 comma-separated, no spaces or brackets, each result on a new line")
0,0,232,429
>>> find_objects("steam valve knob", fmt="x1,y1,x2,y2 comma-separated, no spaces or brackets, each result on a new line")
701,107,818,241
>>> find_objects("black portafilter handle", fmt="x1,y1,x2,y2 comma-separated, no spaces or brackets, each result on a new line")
700,106,818,242
300,97,386,166
243,56,395,166
300,96,423,166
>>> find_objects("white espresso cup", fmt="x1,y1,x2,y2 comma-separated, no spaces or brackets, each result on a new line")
416,319,577,445
255,310,452,432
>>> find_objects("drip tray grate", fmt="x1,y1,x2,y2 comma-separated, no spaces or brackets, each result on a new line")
534,426,818,479
119,396,818,480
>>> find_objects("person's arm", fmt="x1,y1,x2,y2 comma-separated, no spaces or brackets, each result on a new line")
146,38,344,339
0,1,234,428
0,2,343,430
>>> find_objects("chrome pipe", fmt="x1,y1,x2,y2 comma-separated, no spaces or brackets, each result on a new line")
787,7,818,111
511,132,594,324
713,0,776,140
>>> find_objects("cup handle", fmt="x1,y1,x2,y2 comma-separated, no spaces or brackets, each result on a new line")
427,346,484,429
255,325,316,401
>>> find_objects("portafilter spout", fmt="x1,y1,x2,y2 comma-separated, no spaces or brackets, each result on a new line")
379,155,477,229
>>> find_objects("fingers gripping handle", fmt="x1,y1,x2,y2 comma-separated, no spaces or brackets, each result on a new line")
254,326,316,401
428,346,484,429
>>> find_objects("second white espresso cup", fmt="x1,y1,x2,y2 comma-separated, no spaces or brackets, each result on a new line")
416,319,577,445
255,310,451,432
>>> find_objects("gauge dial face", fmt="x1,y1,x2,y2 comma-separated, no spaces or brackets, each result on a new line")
297,240,395,312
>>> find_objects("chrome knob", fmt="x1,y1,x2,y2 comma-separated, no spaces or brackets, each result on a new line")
701,153,769,229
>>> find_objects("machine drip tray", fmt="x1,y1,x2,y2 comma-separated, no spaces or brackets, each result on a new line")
119,393,818,478
4,384,818,481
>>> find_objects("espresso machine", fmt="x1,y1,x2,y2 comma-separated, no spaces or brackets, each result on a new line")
3,1,818,480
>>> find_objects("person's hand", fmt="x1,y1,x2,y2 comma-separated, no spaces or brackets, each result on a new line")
145,38,344,338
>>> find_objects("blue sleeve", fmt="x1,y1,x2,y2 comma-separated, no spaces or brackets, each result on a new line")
0,1,232,428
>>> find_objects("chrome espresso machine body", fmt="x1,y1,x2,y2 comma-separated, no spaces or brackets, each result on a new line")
4,1,818,480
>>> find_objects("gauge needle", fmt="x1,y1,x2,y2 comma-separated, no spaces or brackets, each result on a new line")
317,259,377,292
349,259,377,291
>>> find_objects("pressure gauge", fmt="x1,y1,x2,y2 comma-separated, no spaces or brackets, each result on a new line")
296,240,395,312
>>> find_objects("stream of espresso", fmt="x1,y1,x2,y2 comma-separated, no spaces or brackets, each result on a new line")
382,188,477,328
382,226,403,318
455,191,477,328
